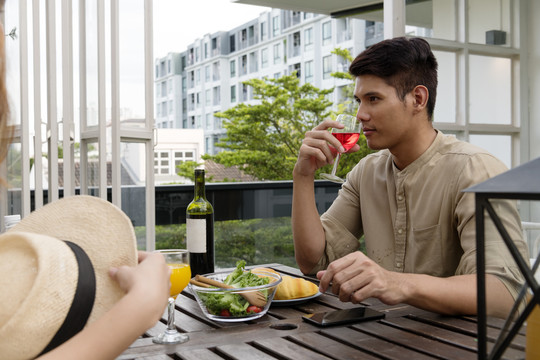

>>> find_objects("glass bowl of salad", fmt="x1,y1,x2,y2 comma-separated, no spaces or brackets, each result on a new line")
189,261,282,322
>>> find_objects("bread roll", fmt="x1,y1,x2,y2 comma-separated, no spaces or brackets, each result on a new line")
274,275,319,300
251,268,319,300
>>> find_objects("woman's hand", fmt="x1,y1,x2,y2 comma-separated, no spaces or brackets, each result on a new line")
109,251,170,324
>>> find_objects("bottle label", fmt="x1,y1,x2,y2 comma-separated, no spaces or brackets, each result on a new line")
186,218,206,253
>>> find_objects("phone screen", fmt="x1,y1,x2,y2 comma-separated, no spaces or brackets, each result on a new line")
302,307,384,327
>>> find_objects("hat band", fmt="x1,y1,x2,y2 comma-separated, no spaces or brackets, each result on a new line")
39,240,96,356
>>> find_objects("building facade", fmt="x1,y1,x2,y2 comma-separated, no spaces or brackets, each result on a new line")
155,9,371,156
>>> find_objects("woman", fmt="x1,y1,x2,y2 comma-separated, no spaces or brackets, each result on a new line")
0,3,171,359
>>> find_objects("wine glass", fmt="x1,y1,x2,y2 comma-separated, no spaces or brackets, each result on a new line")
320,114,361,183
153,249,191,344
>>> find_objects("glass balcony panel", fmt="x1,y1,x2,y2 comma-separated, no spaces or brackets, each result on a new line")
469,134,512,169
469,55,511,125
119,0,146,128
120,141,147,249
468,0,511,47
85,141,100,198
85,0,99,128
433,50,457,124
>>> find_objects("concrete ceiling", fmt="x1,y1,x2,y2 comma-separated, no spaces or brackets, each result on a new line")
233,0,433,28
233,0,383,17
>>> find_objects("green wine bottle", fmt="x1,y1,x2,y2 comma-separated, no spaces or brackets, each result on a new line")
186,169,214,276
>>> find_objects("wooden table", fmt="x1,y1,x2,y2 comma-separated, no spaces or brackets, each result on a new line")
119,264,526,360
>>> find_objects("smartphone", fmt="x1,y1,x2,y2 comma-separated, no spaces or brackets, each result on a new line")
302,307,385,327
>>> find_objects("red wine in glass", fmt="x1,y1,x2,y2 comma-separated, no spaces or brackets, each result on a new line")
320,114,361,183
333,133,361,152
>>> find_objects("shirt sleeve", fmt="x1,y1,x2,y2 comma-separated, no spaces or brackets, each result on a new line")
307,164,364,275
454,153,529,301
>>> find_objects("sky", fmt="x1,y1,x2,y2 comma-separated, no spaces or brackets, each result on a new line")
153,0,271,59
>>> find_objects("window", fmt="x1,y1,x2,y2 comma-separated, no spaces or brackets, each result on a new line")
249,51,258,73
292,32,301,57
231,85,237,103
169,100,173,114
205,137,211,154
290,63,301,78
230,34,236,52
204,43,208,59
154,151,170,175
230,60,236,77
248,25,255,44
273,43,281,64
189,71,194,88
205,89,211,106
242,83,248,101
213,86,221,106
323,55,332,79
189,94,195,110
261,48,269,68
272,16,280,37
322,21,332,46
240,55,248,76
167,60,171,73
161,82,167,97
261,22,267,41
168,79,172,94
213,61,220,81
214,115,222,130
205,66,210,82
305,60,313,83
174,150,195,172
195,69,201,85
206,113,212,130
304,28,313,52
196,92,200,108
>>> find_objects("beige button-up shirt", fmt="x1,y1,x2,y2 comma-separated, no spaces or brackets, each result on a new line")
314,131,528,300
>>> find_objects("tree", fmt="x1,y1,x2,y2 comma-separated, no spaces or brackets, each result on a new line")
205,48,374,180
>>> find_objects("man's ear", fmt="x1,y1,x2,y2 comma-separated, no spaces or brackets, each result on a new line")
411,85,429,112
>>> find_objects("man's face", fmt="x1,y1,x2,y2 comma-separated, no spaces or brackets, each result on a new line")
353,75,417,153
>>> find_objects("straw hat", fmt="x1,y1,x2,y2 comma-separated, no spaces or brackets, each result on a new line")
0,195,137,360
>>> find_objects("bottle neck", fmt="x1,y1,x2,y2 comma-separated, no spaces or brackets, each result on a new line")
194,170,206,200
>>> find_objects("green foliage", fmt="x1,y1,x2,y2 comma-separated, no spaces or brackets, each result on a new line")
148,217,298,269
141,216,366,269
205,73,334,180
175,161,205,182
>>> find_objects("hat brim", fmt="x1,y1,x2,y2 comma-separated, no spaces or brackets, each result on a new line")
10,195,138,323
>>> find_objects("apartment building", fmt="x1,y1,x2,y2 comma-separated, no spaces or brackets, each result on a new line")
155,9,369,156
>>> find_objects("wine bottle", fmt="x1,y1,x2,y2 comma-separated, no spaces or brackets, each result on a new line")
186,169,215,276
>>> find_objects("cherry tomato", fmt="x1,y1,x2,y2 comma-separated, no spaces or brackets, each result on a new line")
219,309,231,317
247,305,263,313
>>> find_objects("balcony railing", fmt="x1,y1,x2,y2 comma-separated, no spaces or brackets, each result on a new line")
5,180,341,269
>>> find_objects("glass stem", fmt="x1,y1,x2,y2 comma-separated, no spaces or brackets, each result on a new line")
331,153,341,176
167,297,176,331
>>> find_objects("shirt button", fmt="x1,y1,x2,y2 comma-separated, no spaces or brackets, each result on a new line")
397,195,403,201
398,228,403,234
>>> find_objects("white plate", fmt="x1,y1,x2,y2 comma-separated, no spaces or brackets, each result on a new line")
271,291,322,306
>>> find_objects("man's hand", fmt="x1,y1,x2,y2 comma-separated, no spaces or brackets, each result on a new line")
294,119,361,178
317,252,408,306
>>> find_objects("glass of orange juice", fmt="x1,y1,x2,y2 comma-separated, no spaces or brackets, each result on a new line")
153,249,191,344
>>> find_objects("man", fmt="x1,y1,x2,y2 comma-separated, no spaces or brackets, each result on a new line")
292,37,528,317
